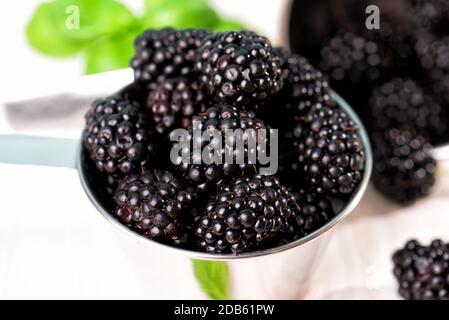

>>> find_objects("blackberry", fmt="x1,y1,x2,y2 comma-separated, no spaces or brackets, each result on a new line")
290,103,365,195
194,175,301,254
147,77,210,135
407,0,449,33
83,96,158,188
371,128,436,205
319,25,417,97
172,105,266,193
293,190,335,236
369,78,445,141
195,31,282,107
260,49,334,131
131,28,211,88
416,35,449,95
320,30,392,85
275,48,332,107
114,170,196,245
393,239,449,300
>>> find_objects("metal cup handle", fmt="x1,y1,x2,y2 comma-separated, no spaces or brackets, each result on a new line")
0,134,78,169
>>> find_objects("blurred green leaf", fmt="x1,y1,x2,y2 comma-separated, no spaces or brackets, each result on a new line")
192,260,230,300
213,19,246,32
84,30,138,74
26,2,86,57
142,0,219,29
59,0,136,42
27,0,137,57
144,0,209,15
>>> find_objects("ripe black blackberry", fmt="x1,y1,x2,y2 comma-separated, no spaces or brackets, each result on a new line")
290,103,365,196
83,96,158,190
114,170,196,245
371,128,436,205
393,239,449,300
172,105,267,193
147,77,210,135
259,49,334,131
131,28,211,88
293,190,335,236
195,31,282,107
194,175,301,254
369,78,445,141
275,48,332,107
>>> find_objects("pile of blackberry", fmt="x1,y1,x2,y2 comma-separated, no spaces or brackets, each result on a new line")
315,3,449,206
83,28,364,254
393,239,449,300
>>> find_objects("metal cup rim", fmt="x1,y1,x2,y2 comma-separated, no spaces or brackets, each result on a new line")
77,90,373,260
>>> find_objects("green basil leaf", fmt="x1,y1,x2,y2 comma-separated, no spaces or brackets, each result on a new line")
192,260,230,300
84,29,138,74
142,1,219,30
213,19,246,32
58,0,137,42
26,2,86,57
27,0,137,57
144,0,209,15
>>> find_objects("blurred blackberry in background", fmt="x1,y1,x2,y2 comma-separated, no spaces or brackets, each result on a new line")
195,31,282,107
114,170,196,246
194,175,301,254
371,128,436,205
407,0,449,33
369,78,446,142
172,105,267,193
319,25,418,112
290,103,365,196
393,239,449,300
320,30,390,85
131,28,211,89
83,96,159,192
147,77,211,135
416,35,449,94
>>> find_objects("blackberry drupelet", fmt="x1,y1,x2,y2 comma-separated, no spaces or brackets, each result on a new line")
393,239,449,300
194,175,301,254
131,28,211,88
369,78,445,141
172,105,266,193
114,170,196,245
371,128,436,205
147,77,210,135
195,31,282,107
83,96,158,190
290,103,365,196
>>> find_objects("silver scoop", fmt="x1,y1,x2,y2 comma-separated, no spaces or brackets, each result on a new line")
0,78,373,261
